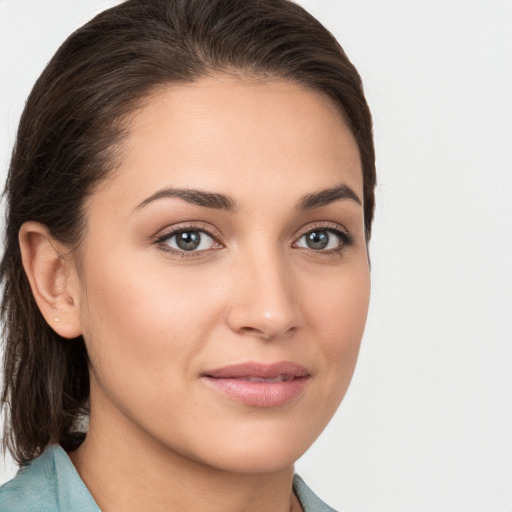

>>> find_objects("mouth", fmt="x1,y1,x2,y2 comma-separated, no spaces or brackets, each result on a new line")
200,361,310,407
238,375,295,383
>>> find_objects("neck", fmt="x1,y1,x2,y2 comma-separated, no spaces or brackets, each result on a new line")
69,404,300,512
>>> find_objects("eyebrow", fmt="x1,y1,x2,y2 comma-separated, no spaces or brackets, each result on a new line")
297,183,362,210
133,182,361,213
134,188,237,212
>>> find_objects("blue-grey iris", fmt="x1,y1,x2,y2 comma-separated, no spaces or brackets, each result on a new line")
176,231,201,251
306,231,329,250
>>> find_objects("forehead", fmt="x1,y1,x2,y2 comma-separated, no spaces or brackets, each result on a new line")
93,74,363,212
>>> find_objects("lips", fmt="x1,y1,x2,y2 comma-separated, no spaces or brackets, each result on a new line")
201,361,310,407
242,375,293,383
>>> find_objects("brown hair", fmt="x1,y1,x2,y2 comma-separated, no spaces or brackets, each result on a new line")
1,0,376,464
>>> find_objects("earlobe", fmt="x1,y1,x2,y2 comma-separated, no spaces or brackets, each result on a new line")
19,221,83,339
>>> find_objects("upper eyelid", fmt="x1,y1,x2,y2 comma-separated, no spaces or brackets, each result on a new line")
154,222,223,242
294,220,350,238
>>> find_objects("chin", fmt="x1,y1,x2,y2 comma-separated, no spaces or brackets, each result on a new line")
200,443,304,475
177,415,327,475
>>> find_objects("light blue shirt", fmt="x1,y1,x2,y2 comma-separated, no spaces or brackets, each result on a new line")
0,445,338,512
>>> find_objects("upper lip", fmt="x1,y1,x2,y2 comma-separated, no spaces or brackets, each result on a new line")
202,361,310,379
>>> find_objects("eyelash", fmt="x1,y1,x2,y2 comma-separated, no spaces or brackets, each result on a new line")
154,222,354,257
154,223,223,258
293,222,354,256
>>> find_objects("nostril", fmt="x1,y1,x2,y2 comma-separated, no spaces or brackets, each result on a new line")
239,326,271,340
237,324,297,341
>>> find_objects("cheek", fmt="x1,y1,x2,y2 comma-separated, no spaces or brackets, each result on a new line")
76,252,225,388
310,260,370,339
305,263,370,393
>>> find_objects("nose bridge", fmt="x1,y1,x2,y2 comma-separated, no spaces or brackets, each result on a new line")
226,242,299,340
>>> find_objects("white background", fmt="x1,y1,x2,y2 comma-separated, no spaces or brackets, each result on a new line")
1,1,511,511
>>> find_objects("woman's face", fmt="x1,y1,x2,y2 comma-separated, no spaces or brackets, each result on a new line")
73,75,370,473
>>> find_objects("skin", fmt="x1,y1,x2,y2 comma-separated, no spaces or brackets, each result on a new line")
20,74,370,512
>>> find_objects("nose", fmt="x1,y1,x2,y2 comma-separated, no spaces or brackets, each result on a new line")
225,250,301,341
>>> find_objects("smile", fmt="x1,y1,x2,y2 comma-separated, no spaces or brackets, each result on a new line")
201,361,310,407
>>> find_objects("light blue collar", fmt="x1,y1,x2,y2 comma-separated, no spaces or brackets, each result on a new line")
1,445,337,512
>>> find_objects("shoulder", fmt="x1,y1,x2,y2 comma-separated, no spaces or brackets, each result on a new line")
0,446,60,511
293,474,340,512
0,444,100,512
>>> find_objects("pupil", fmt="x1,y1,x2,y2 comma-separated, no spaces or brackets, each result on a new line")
307,230,329,250
176,231,201,251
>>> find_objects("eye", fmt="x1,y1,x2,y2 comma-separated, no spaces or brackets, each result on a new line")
294,228,350,252
159,229,219,252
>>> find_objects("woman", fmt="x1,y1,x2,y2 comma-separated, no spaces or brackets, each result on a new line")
0,0,375,510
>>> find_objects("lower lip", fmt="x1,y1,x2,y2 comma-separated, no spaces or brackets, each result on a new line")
201,377,309,407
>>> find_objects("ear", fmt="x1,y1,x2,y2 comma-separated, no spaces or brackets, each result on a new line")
19,221,83,339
